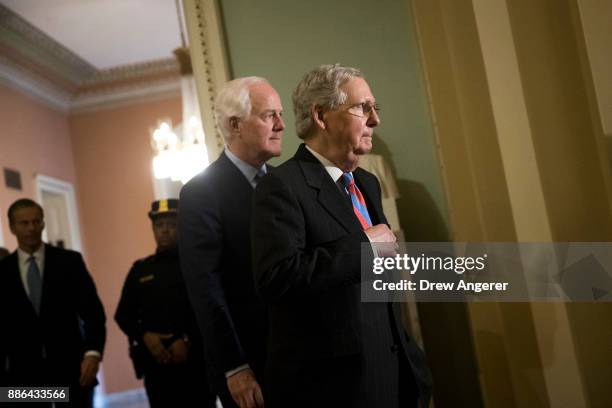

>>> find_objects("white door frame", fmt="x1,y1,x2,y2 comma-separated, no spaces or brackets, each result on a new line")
35,174,83,253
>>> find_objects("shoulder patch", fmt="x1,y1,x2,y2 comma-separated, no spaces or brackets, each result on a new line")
139,275,154,283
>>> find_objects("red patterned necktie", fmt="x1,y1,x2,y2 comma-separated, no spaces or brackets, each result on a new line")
341,172,372,230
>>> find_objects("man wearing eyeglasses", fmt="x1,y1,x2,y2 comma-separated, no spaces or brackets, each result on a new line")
251,64,432,408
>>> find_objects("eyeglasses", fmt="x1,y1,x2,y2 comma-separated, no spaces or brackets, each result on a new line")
338,102,381,119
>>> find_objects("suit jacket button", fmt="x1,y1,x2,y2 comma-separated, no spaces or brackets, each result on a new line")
390,344,399,354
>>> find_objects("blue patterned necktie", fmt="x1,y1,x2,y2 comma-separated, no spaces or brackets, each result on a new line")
253,168,266,187
27,256,42,314
341,172,373,230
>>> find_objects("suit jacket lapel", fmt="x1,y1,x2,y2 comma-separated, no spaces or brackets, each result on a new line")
295,145,363,234
6,252,39,317
354,168,386,226
218,150,255,193
39,244,55,317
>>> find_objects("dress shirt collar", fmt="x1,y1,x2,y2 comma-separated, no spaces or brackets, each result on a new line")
224,148,267,188
17,244,45,271
305,144,346,183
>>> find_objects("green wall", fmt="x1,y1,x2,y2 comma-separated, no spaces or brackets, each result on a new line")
220,0,449,239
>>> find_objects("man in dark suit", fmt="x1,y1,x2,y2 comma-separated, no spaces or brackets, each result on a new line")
179,76,284,408
251,64,432,408
0,198,106,407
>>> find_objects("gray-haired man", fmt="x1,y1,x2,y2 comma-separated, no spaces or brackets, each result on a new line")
251,64,432,408
179,77,284,408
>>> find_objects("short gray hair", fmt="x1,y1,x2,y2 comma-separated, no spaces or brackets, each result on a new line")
292,64,363,139
215,76,270,142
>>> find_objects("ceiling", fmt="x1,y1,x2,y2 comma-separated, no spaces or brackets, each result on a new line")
0,0,186,111
0,0,183,69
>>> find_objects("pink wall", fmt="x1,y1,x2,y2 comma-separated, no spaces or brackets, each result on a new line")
0,84,77,249
69,97,182,393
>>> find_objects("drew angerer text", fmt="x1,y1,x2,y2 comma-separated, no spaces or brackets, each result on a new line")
372,279,509,293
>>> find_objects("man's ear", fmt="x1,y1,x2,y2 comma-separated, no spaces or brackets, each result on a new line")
311,105,326,131
229,117,241,135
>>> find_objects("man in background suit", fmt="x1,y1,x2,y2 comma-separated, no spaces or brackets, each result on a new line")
179,76,284,408
251,64,432,408
0,198,106,407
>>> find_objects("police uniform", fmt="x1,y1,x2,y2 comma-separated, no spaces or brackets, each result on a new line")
115,199,215,408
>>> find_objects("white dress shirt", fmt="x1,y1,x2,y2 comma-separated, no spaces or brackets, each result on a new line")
304,145,345,185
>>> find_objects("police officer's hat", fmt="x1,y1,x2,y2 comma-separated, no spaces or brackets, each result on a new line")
148,199,179,220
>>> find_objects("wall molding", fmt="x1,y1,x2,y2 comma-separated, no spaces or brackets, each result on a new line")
0,3,95,83
0,55,71,112
184,0,231,161
71,79,181,114
0,3,182,112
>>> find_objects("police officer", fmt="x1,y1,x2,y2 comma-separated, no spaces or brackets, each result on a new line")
115,199,216,407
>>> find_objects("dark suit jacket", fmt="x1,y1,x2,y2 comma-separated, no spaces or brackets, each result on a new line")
251,144,432,407
0,244,106,387
178,151,268,392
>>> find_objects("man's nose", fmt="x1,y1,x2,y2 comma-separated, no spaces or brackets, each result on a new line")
274,115,285,131
366,108,380,127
